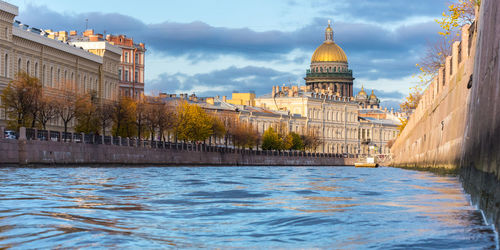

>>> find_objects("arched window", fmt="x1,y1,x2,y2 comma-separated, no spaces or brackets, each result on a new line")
83,76,87,92
64,70,67,84
50,67,53,87
26,60,30,75
42,65,46,85
34,62,38,78
57,69,60,88
4,54,8,77
17,58,21,73
89,77,93,90
320,67,323,73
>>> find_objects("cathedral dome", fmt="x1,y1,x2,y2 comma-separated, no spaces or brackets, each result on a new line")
311,21,348,63
357,85,367,97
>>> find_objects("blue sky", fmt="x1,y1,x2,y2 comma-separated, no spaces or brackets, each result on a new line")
7,0,448,109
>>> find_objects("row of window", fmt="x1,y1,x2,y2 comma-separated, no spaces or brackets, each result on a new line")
122,51,144,65
1,54,116,100
311,65,348,73
118,68,141,83
309,109,357,122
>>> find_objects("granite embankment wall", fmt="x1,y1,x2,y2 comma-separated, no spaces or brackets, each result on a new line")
0,138,355,167
390,22,476,169
460,0,500,230
392,0,500,232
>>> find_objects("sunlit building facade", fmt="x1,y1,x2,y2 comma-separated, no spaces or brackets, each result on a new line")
0,1,121,128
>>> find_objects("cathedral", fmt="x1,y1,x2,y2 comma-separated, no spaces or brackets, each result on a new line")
305,21,354,97
229,22,400,155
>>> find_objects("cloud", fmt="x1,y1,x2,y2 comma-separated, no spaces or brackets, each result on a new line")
316,0,448,23
17,4,442,79
148,66,301,97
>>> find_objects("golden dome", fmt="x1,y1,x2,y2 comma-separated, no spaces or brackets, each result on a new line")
311,42,348,63
358,85,367,96
369,89,377,99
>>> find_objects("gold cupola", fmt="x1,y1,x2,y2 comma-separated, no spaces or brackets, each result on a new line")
310,20,348,63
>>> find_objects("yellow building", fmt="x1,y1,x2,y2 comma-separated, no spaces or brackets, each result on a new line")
253,22,399,155
226,92,255,106
0,1,121,129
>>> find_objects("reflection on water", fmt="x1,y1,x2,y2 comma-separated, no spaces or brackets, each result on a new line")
0,166,496,248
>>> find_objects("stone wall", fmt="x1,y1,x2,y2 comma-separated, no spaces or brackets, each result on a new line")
391,0,500,232
460,0,500,229
390,22,477,169
0,138,355,167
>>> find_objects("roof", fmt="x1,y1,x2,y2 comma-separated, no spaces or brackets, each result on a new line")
359,116,400,126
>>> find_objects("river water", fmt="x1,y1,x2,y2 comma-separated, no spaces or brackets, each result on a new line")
0,166,496,249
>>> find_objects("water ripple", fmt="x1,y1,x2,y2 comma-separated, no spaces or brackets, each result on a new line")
0,166,496,249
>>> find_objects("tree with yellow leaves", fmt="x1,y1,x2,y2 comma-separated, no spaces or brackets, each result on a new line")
400,87,423,113
436,0,479,38
397,118,408,135
175,101,213,142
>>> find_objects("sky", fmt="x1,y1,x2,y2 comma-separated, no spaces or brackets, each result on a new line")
7,0,448,109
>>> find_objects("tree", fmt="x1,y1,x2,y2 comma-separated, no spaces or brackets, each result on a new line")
0,72,42,130
113,97,137,138
75,92,100,134
289,132,304,150
210,115,227,144
175,101,213,142
261,127,281,150
230,121,259,149
436,0,478,39
397,118,408,135
415,37,455,85
400,88,422,113
301,129,321,152
36,95,57,130
135,99,147,140
54,91,78,140
96,101,115,136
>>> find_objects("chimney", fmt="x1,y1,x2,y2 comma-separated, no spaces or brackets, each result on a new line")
272,86,276,97
222,96,227,102
89,35,99,41
83,29,94,37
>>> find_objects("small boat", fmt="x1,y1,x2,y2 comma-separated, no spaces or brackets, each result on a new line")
355,157,379,168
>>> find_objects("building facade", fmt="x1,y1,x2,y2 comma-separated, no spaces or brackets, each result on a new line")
106,34,146,99
253,22,399,155
0,1,121,128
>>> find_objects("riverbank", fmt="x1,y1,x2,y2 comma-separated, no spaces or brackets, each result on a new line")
0,138,355,167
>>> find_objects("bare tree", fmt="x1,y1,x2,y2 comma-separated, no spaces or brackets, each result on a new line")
54,92,78,141
36,95,58,130
96,101,115,136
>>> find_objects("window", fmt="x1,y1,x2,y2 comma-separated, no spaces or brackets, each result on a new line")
42,65,46,85
34,62,38,77
26,61,30,75
17,58,21,73
118,69,122,81
4,27,7,39
57,69,60,87
135,53,139,64
135,70,138,82
124,52,128,63
125,70,129,81
4,54,8,77
50,67,53,87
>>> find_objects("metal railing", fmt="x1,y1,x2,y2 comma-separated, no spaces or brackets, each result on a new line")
4,127,352,159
